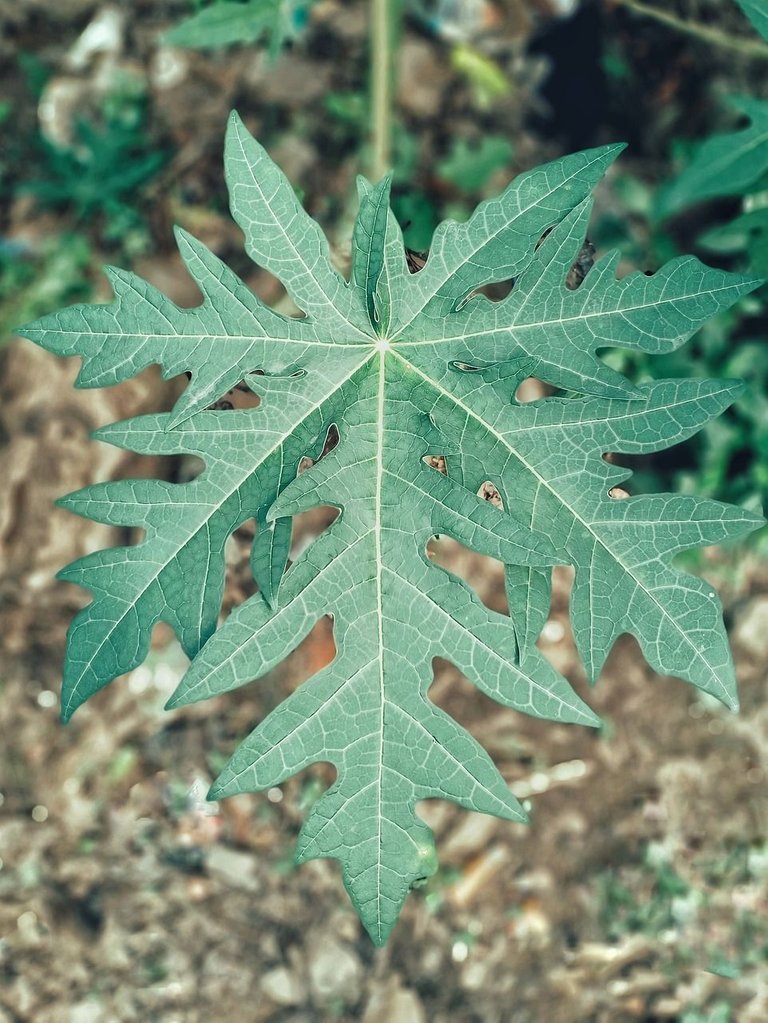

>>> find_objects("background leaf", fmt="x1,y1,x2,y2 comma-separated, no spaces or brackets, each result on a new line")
735,0,768,41
659,96,768,216
164,0,288,54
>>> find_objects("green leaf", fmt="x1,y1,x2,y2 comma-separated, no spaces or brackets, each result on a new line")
659,96,768,216
735,0,768,41
699,204,768,274
18,112,763,944
437,136,514,193
164,1,288,54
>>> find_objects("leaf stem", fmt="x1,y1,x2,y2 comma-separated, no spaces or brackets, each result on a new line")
371,0,394,181
607,0,768,60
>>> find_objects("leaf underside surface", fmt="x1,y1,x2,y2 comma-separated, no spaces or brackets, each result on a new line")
19,111,764,944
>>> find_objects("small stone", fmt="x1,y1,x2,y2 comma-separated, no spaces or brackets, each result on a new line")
397,39,449,118
308,937,362,1004
654,997,683,1017
260,966,306,1007
448,844,510,908
461,959,490,992
206,843,260,892
734,596,768,659
68,1001,105,1023
38,78,89,147
151,47,189,91
362,977,427,1023
65,6,125,70
509,899,552,949
442,812,499,862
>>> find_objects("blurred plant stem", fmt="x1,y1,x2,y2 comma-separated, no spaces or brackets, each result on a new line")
608,0,768,59
371,0,395,180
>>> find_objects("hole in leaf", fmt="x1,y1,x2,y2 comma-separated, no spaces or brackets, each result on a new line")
289,506,340,563
298,424,339,475
405,246,429,273
566,237,596,290
531,227,596,291
426,536,508,616
205,373,263,412
423,454,448,476
223,519,258,615
477,480,503,510
515,378,553,403
475,277,515,302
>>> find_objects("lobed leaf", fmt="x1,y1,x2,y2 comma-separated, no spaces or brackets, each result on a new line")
18,112,764,943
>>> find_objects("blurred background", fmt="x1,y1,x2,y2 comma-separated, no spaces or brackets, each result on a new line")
1,1,767,1020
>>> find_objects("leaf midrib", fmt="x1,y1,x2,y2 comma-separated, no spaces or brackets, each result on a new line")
373,348,387,941
397,277,754,348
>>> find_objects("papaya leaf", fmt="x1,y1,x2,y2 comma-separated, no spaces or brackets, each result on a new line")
735,0,768,41
163,0,300,58
18,111,764,944
659,96,768,216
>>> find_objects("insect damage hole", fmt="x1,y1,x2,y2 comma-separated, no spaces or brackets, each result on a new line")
515,379,553,403
421,463,509,613
423,453,448,476
288,506,340,564
205,375,263,412
297,423,339,475
477,480,503,509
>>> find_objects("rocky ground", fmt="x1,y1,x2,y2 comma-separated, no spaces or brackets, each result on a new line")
1,2,767,1021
